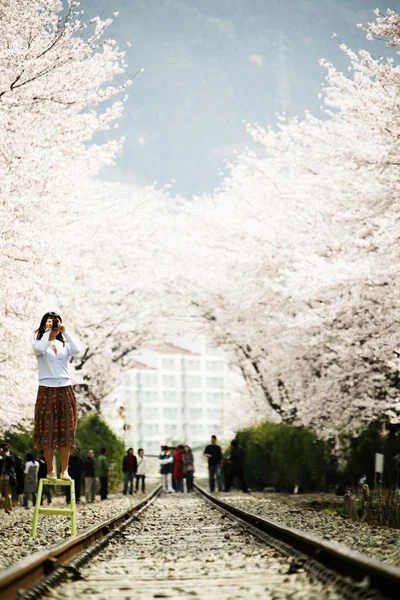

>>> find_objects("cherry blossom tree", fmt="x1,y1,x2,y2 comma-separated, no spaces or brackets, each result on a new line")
157,7,400,439
0,0,131,430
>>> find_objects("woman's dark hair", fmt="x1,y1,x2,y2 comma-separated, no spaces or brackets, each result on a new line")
26,452,35,462
184,445,191,452
36,312,65,344
127,447,133,454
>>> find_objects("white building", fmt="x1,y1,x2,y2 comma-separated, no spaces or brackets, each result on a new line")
105,339,229,455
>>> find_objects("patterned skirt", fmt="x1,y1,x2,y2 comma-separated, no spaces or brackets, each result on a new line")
34,386,77,450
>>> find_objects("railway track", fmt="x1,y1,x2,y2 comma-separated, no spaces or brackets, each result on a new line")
1,484,399,599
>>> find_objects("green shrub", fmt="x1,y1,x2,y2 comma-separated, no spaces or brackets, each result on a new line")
235,421,332,492
342,421,400,489
75,413,125,488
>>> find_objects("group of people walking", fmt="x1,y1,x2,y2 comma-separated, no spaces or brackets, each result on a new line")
159,444,194,493
204,435,249,494
157,435,249,494
122,447,147,494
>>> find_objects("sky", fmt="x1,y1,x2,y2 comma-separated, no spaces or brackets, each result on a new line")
80,0,400,197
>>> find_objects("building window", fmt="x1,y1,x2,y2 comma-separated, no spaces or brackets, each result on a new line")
184,359,201,371
143,424,159,435
206,360,223,373
206,376,223,389
207,409,221,420
190,423,204,433
165,423,177,433
164,407,177,419
185,375,202,389
189,408,203,419
186,391,203,404
163,375,177,388
140,373,158,388
207,392,222,404
162,358,175,370
163,391,178,403
141,390,158,403
142,407,159,418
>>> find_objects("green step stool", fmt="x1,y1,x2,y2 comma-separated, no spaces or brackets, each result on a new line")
31,478,77,538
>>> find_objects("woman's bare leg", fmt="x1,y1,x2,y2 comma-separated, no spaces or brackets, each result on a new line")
60,447,70,474
44,449,55,475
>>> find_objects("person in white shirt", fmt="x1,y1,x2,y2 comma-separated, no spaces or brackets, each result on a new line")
23,453,39,509
32,312,81,481
135,448,147,494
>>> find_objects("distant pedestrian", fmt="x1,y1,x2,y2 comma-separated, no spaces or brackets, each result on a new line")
159,446,174,492
173,446,185,493
84,449,97,503
0,444,16,514
65,445,84,503
23,453,39,508
122,448,137,495
224,439,249,493
135,448,147,494
204,435,223,492
13,453,25,505
98,448,109,500
38,450,52,505
183,445,194,492
222,456,233,490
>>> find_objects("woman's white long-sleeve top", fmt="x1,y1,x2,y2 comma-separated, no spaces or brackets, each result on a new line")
24,460,39,475
32,329,81,387
136,456,147,475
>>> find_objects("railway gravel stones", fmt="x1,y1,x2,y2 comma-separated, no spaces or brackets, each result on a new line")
45,493,346,600
0,486,157,572
221,492,400,567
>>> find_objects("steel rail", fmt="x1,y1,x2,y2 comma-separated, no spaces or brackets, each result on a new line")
194,483,400,600
0,485,162,600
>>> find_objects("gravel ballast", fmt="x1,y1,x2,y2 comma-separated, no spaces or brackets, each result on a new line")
44,492,346,600
219,489,400,567
0,481,158,572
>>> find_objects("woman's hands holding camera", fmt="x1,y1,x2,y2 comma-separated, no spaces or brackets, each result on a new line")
45,318,65,333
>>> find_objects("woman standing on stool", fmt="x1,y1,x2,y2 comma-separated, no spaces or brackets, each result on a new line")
33,312,81,480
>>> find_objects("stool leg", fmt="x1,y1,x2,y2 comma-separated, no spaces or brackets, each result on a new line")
70,480,77,536
31,479,44,538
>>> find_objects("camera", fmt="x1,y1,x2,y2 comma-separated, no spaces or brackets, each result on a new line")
52,318,59,329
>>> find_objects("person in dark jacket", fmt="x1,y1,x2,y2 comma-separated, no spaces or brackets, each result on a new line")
98,448,109,500
0,444,16,513
204,435,223,492
13,453,25,502
65,445,84,503
38,450,52,505
122,448,137,495
183,445,194,492
224,439,249,493
84,449,97,503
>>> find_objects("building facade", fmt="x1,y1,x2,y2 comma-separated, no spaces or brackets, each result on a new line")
105,340,229,454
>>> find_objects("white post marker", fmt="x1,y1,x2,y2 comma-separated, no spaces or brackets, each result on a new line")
374,453,384,490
